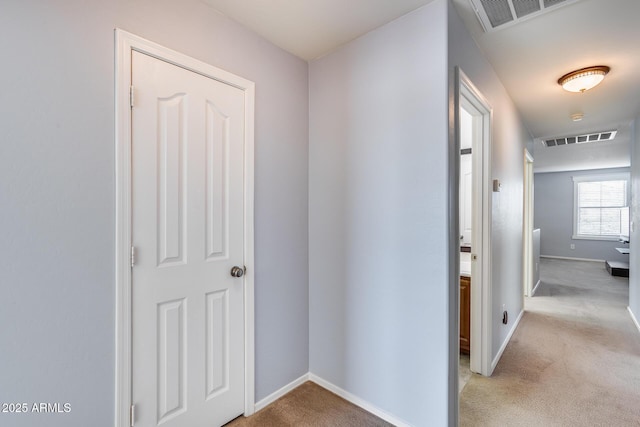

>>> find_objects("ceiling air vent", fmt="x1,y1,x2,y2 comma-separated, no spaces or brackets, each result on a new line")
542,130,617,147
470,0,581,32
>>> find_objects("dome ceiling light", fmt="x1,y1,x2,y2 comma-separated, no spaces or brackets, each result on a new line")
558,66,610,93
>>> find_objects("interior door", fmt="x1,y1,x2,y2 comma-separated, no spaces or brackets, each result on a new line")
131,50,245,427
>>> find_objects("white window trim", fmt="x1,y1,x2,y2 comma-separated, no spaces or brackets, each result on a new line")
572,173,630,241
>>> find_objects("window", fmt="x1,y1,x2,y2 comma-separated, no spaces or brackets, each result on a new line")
573,174,629,240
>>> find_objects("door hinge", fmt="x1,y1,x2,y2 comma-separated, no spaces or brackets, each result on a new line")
472,254,478,261
130,85,135,108
130,246,136,267
130,404,135,427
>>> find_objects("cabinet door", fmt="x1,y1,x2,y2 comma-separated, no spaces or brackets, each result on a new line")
460,276,471,354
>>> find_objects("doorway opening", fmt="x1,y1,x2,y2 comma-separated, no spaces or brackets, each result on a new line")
455,68,493,402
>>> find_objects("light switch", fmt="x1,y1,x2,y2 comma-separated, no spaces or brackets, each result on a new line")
493,179,501,192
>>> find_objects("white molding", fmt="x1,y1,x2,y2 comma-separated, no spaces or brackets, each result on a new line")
628,307,640,334
523,149,534,298
490,309,524,373
540,255,605,262
114,28,133,427
572,172,630,183
571,235,622,242
254,374,310,413
308,374,412,427
531,279,541,296
114,29,256,427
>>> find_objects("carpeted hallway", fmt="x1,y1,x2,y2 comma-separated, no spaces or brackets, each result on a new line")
459,258,640,426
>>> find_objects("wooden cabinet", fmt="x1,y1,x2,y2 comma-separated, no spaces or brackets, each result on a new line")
460,275,471,354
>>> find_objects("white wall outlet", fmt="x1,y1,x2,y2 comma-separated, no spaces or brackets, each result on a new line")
570,243,575,250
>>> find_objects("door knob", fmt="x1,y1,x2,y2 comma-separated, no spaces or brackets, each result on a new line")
230,266,245,278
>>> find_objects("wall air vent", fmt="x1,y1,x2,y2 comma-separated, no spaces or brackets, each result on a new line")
469,0,581,32
542,130,617,147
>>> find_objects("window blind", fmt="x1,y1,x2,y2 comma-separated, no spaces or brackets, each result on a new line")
576,180,628,237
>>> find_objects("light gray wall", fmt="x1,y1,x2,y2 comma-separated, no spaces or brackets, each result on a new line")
0,1,308,426
629,118,640,322
534,167,630,263
448,3,533,360
308,2,449,425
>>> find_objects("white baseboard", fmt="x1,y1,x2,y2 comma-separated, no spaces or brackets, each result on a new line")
531,279,541,296
308,374,412,427
628,307,640,334
540,255,605,262
491,309,524,372
254,373,310,412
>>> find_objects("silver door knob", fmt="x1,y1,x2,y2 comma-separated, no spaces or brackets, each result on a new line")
230,266,245,278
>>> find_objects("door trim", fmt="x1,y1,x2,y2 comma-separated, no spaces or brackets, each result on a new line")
114,29,255,427
455,68,493,377
523,149,534,297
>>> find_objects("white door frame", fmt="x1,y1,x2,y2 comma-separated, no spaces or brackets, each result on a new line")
523,149,534,297
456,68,493,377
114,29,256,427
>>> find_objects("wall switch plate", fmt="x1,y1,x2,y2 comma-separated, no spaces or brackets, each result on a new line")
570,243,575,250
493,179,501,192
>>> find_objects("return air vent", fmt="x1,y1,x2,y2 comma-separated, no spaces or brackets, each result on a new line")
542,130,617,147
470,0,581,32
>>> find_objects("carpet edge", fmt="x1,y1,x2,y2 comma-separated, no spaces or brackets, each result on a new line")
308,373,413,427
627,306,640,334
491,309,524,373
254,373,310,412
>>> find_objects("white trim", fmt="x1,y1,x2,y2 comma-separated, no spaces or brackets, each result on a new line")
254,374,310,413
571,235,624,241
540,255,605,262
459,69,493,377
531,279,541,296
523,149,534,297
572,172,630,183
114,29,256,427
490,309,524,373
628,307,640,334
308,374,412,427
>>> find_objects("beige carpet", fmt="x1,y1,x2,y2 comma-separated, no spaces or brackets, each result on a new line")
225,381,393,426
460,258,640,426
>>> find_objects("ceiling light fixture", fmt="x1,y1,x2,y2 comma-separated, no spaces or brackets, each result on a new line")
571,113,584,122
558,66,610,93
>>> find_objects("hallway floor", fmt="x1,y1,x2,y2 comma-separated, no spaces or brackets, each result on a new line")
459,258,640,426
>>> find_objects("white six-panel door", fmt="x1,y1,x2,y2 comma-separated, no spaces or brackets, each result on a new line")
131,50,245,427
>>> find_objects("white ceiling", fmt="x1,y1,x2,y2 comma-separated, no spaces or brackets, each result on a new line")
202,0,437,60
202,0,640,173
452,0,640,172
